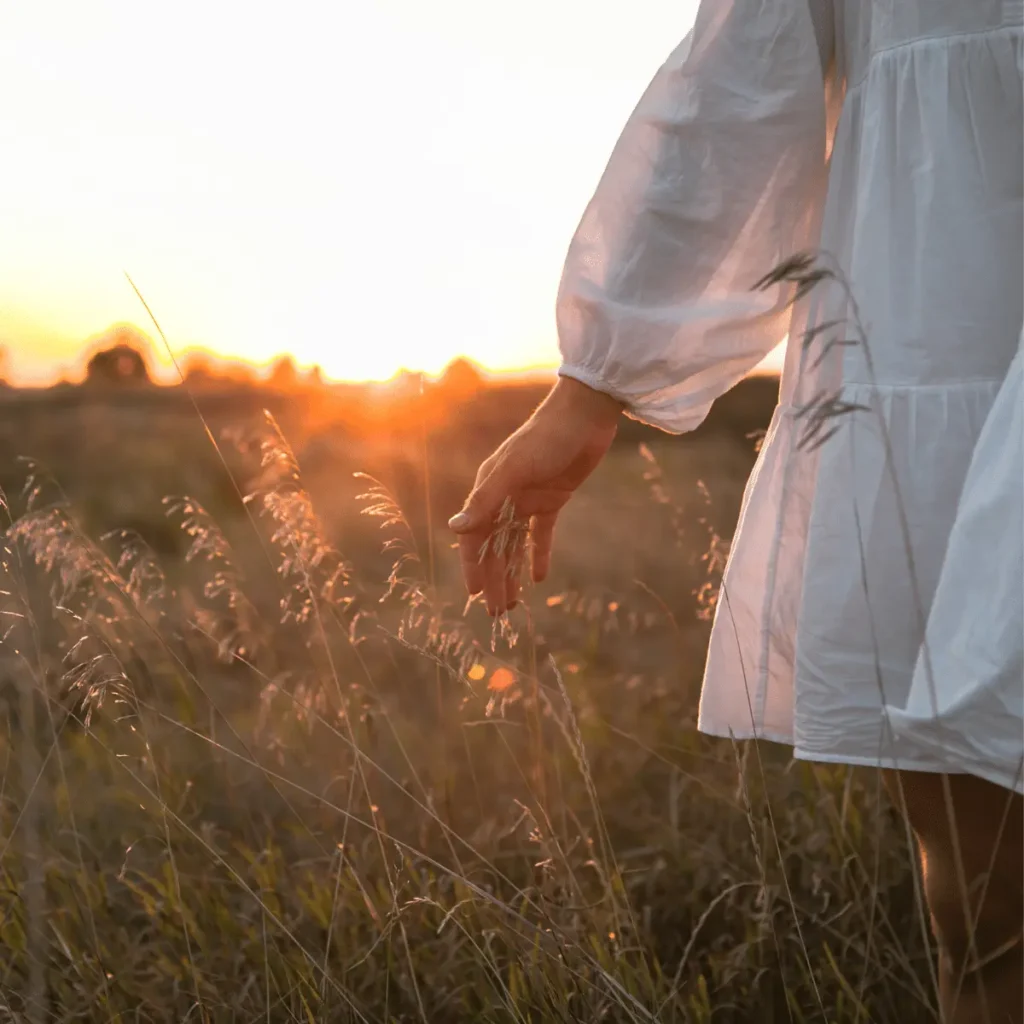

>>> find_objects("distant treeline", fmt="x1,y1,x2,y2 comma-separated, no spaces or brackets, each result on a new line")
5,331,780,448
3,372,780,449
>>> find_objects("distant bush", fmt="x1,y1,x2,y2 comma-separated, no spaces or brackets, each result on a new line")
84,327,153,387
439,356,485,397
183,353,217,385
268,354,299,389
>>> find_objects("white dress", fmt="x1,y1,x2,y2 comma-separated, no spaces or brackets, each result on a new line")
556,0,1024,792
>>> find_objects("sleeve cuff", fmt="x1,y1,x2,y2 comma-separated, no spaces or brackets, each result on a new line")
557,363,710,436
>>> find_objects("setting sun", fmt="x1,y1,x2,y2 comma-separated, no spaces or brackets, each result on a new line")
0,0,724,385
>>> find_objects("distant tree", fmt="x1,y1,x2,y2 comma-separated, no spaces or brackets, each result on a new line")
183,353,218,387
388,369,422,398
268,354,298,389
228,362,257,387
184,353,211,378
439,357,484,397
85,342,151,386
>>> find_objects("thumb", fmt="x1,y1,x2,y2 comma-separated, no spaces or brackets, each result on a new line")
448,459,518,534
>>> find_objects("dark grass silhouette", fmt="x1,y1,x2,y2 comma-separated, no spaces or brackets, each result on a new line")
0,280,940,1021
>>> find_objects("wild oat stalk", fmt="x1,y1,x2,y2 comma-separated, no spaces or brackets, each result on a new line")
638,443,729,624
164,495,262,663
479,497,530,651
477,496,530,575
357,471,482,683
226,412,358,633
753,252,869,453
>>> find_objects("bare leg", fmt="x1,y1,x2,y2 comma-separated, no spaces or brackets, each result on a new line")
883,769,1023,1024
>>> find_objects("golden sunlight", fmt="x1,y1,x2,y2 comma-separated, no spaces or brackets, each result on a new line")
0,0,706,386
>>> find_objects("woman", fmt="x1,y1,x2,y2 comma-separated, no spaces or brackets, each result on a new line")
448,3,1023,1021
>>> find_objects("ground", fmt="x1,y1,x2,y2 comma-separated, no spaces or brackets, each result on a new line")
0,376,935,1023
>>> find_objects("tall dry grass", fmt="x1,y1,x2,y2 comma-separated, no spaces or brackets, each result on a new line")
0,256,944,1023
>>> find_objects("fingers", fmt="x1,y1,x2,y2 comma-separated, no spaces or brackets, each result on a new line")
504,547,522,611
457,532,488,599
448,426,557,612
458,531,514,616
458,531,524,616
450,445,520,611
530,512,557,583
448,450,518,536
481,547,506,616
453,451,507,602
455,507,552,615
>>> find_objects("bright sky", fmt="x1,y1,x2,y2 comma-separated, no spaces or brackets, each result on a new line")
0,1,783,385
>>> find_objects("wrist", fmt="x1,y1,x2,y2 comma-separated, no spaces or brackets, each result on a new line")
549,374,624,427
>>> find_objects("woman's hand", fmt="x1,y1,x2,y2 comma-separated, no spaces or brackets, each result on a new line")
448,376,622,615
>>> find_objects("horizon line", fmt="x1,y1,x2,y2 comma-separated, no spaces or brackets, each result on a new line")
4,359,782,391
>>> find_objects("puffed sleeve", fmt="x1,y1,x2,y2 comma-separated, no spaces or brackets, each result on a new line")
556,0,834,433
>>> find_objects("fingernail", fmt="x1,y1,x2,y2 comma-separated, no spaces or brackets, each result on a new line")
448,512,470,530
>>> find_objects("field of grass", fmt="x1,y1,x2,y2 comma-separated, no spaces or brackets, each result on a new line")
0,378,937,1023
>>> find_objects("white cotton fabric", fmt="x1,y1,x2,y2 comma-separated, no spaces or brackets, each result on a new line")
886,336,1024,793
556,0,1024,791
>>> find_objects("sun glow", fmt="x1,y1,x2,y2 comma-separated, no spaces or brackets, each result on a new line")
0,1,784,388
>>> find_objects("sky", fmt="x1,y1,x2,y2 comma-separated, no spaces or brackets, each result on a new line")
1,0,780,385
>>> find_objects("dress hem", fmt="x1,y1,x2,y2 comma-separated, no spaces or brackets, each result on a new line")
696,723,965,774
